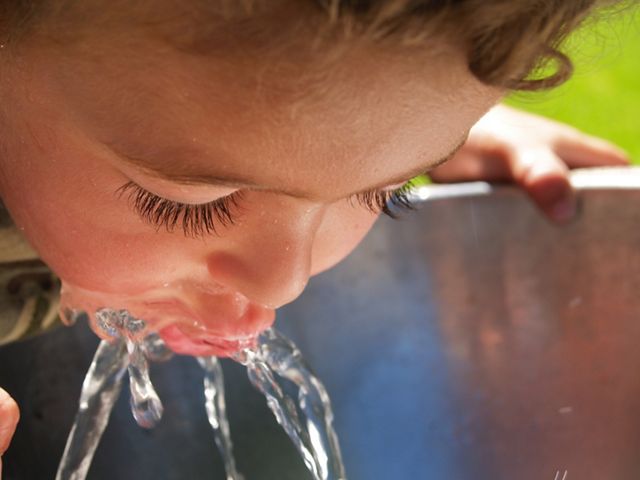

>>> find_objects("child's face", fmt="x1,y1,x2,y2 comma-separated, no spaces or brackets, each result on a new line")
0,7,501,354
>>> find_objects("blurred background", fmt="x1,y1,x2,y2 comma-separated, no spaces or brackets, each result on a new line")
506,5,640,162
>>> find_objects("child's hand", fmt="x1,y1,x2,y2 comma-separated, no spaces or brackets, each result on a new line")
428,104,630,223
0,388,19,479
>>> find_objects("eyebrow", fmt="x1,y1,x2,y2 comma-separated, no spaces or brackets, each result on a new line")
113,135,468,199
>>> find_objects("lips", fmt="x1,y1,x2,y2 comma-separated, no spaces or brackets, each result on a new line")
156,302,275,357
158,324,258,357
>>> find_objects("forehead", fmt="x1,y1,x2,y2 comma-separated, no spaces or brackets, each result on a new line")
41,13,501,199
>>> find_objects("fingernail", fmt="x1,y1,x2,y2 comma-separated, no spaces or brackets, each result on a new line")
551,197,577,223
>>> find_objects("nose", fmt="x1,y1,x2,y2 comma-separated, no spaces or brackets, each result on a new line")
205,196,323,308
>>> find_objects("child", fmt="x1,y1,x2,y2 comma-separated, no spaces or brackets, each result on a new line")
0,0,631,472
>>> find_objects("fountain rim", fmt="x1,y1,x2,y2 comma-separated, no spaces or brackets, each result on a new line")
409,165,640,203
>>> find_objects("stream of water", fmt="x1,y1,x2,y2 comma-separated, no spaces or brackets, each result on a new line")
197,356,244,480
234,329,346,480
55,309,347,480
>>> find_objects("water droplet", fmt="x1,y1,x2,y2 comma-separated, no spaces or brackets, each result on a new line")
123,314,146,335
95,308,124,338
140,333,173,363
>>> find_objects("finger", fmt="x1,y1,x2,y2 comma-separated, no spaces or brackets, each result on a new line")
554,130,631,168
506,148,576,224
0,387,19,456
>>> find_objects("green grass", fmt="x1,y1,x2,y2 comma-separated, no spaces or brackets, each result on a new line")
506,6,640,163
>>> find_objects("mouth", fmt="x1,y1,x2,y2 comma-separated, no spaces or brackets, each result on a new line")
152,301,276,356
60,282,277,357
158,324,259,357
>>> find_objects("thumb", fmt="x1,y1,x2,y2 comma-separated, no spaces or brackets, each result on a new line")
506,148,577,224
0,387,20,479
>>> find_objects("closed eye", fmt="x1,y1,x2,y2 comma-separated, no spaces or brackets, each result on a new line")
116,176,422,238
352,178,419,218
115,181,243,238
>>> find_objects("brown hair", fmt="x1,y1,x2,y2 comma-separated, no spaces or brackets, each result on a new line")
312,0,626,91
0,0,628,91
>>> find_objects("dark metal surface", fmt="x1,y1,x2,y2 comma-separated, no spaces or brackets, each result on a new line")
2,170,640,479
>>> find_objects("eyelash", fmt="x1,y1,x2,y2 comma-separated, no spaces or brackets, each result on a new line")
116,181,243,237
354,180,416,218
116,179,417,238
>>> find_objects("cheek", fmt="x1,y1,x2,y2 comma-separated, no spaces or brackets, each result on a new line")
310,202,379,276
0,130,207,294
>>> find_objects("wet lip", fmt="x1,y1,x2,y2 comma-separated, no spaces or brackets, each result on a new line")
158,324,258,357
154,302,276,357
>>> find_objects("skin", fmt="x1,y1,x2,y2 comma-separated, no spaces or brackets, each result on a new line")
0,2,630,464
0,387,19,478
